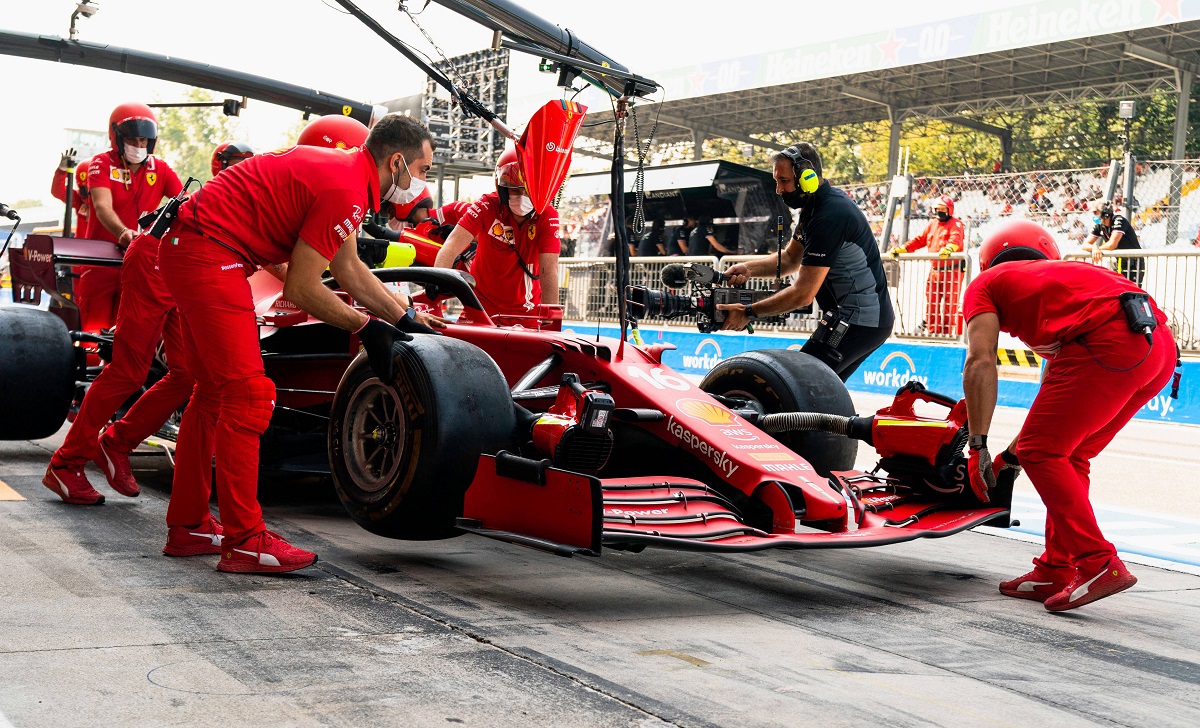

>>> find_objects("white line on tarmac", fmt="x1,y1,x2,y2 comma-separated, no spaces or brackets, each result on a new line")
0,708,16,728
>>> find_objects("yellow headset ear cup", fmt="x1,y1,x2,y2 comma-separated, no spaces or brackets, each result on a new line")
799,168,819,193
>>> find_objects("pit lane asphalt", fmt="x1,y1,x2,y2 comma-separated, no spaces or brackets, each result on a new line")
2,410,1199,727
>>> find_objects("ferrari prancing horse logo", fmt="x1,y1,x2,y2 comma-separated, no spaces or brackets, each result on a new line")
490,221,515,243
146,172,157,185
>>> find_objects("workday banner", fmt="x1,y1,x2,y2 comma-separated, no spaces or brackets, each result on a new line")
568,323,1199,425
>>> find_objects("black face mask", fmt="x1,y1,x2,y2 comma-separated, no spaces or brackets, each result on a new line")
781,188,808,209
936,211,950,222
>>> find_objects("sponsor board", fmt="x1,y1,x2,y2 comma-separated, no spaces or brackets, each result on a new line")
574,323,1200,425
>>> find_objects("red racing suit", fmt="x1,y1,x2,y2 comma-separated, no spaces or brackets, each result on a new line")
50,164,92,237
963,260,1176,578
902,203,966,335
52,233,198,470
160,145,377,545
458,192,560,316
80,151,182,333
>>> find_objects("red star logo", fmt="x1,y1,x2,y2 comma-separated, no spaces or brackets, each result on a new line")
687,68,709,95
1154,0,1182,22
877,30,905,66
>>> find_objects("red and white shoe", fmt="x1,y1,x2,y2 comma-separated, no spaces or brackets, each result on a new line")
999,569,1072,602
1044,557,1137,612
163,515,225,557
93,429,140,497
217,530,317,574
42,463,105,505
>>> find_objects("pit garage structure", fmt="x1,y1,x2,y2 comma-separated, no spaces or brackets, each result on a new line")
579,10,1200,245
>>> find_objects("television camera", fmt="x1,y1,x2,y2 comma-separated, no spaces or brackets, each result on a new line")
625,262,785,333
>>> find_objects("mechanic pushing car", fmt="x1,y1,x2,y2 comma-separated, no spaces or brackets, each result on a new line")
82,103,184,332
47,139,259,507
43,105,189,505
157,113,444,574
961,219,1177,612
887,194,966,335
433,146,561,315
718,142,894,380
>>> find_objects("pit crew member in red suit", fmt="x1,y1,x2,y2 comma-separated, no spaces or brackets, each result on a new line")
211,141,255,178
50,148,92,237
887,195,966,335
83,103,183,332
158,113,443,574
433,147,560,315
962,219,1176,612
43,105,188,505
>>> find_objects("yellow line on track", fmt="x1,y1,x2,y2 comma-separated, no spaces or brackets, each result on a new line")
0,479,25,501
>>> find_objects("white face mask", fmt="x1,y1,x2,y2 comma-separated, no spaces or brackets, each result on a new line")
383,154,425,206
508,194,534,217
124,144,148,165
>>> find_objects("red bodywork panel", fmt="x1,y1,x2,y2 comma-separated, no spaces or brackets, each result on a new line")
516,100,587,215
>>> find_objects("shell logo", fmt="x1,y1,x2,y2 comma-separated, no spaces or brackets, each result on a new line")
676,398,739,426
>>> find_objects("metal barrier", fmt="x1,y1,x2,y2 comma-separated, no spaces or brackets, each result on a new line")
559,248,1199,353
874,252,973,341
1064,250,1200,353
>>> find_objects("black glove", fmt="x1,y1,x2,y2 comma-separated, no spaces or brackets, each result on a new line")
396,306,439,335
357,318,410,382
59,147,78,171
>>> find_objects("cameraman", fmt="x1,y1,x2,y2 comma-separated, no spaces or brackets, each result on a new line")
718,143,894,381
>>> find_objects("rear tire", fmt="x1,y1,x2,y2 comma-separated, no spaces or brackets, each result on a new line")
328,336,515,540
701,349,857,477
0,308,75,440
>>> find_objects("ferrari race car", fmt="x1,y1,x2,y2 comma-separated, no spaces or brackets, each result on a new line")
1,232,1014,555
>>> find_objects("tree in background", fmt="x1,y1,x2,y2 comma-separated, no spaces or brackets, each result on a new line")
155,88,242,182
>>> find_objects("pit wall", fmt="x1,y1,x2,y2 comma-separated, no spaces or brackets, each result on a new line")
565,323,1198,425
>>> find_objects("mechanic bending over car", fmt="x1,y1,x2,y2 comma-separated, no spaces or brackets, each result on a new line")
158,113,444,575
44,104,187,506
962,219,1177,612
433,146,561,316
717,143,894,381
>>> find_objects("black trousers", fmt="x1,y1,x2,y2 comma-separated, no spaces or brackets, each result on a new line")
801,319,893,382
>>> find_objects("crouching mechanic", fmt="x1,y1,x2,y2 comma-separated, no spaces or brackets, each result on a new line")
887,194,966,335
962,219,1176,612
159,114,444,574
718,143,894,380
433,147,560,316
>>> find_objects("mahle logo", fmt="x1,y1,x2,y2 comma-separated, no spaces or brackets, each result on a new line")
861,351,929,389
681,338,723,370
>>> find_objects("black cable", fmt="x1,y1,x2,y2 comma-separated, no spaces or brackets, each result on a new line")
1077,334,1155,373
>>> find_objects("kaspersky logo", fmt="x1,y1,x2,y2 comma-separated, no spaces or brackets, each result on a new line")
861,351,929,388
681,338,723,370
665,415,739,478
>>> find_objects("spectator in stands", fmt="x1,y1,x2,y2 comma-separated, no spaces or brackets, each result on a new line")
636,218,665,257
719,143,894,380
963,220,1175,611
887,195,966,335
1082,203,1144,287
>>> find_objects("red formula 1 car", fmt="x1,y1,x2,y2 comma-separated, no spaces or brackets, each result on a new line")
2,234,1013,555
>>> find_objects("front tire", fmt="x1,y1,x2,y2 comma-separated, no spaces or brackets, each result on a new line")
701,349,857,477
328,336,515,540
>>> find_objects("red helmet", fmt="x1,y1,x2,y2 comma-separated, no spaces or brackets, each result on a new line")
391,186,435,224
495,147,524,206
978,219,1061,272
297,115,368,150
210,141,255,177
109,102,159,154
934,194,954,217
